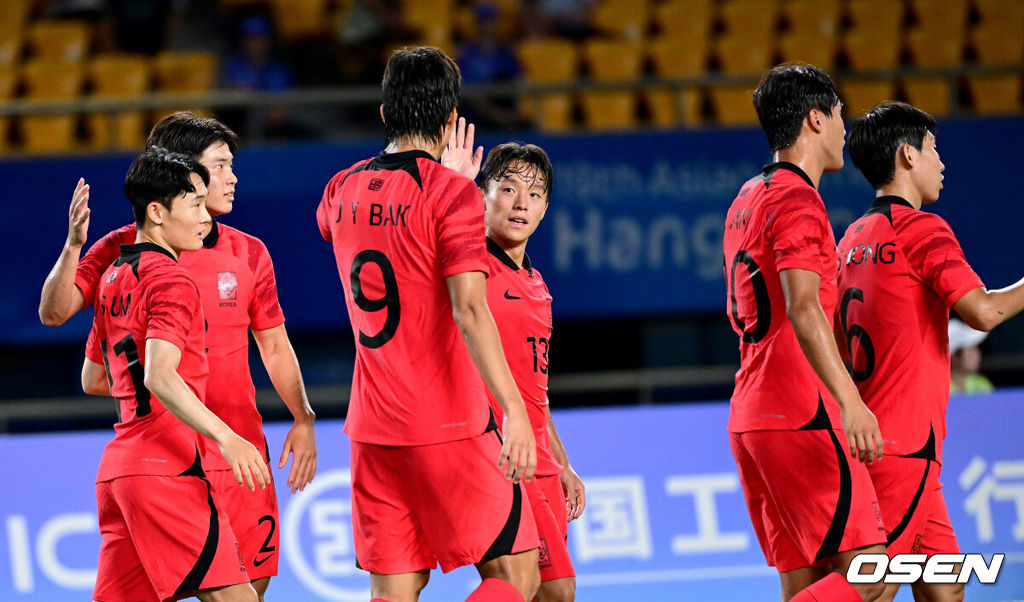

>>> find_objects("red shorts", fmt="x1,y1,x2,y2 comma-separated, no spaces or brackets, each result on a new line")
731,429,886,572
869,456,959,557
350,429,539,574
94,475,249,602
207,469,280,580
527,474,575,582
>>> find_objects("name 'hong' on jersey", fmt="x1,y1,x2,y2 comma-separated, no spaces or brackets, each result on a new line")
723,162,843,433
836,196,983,463
317,150,491,446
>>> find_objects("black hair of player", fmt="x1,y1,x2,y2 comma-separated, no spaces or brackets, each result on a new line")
479,142,554,198
147,111,239,158
848,101,938,190
381,46,461,146
753,63,841,153
124,147,211,226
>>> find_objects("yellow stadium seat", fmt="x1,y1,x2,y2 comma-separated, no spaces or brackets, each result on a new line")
403,0,454,43
654,0,713,39
646,36,706,126
88,54,151,151
845,0,904,37
581,92,639,130
28,20,92,63
708,84,759,126
0,0,31,31
580,39,642,130
20,59,85,153
518,39,579,132
908,0,968,37
901,76,954,117
0,66,17,152
966,74,1021,115
784,0,840,37
718,0,780,40
906,27,965,68
843,28,902,71
0,27,22,67
715,33,773,74
590,0,650,40
974,0,1024,30
840,79,896,117
972,25,1023,66
269,0,332,41
778,31,838,70
153,50,218,121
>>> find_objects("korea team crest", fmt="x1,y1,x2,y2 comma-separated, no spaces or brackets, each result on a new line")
217,271,238,304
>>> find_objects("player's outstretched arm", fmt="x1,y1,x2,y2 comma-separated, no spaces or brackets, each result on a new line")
144,337,270,491
81,358,110,396
446,271,537,483
39,178,90,325
252,324,317,494
441,116,483,180
780,268,884,465
546,405,585,521
954,279,1024,332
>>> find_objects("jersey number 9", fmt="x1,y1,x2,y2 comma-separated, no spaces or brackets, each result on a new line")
350,249,401,348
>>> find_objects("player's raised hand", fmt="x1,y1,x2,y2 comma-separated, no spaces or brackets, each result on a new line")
67,178,91,248
500,405,537,483
219,433,271,491
441,116,483,180
560,466,586,521
279,419,317,494
841,399,884,465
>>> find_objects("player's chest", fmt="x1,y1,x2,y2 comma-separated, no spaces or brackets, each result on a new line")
181,253,253,325
488,272,553,333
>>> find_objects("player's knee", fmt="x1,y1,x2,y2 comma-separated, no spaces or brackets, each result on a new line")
537,577,575,602
196,583,259,602
251,576,270,599
855,579,887,601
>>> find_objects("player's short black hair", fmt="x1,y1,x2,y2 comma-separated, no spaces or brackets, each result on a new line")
849,101,938,190
381,46,461,146
124,147,210,226
147,111,239,158
479,142,554,198
753,63,841,152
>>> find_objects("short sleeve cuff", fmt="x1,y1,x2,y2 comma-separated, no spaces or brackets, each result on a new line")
442,260,489,278
145,329,187,352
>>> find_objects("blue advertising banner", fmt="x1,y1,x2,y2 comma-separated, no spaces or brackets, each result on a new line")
2,393,1022,600
2,117,1022,345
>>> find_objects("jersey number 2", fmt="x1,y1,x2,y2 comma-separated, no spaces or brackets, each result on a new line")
350,250,401,348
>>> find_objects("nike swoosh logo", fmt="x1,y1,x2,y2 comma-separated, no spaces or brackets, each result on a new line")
504,290,522,300
253,554,274,567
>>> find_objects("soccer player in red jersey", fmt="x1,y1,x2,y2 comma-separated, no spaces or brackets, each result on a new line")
316,47,540,602
447,139,585,601
722,64,887,602
838,101,1024,601
88,148,269,602
40,113,316,599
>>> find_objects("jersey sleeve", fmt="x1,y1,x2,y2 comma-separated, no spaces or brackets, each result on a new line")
768,189,832,274
75,227,129,304
145,272,202,351
436,178,488,277
903,213,984,307
85,319,103,364
247,237,285,331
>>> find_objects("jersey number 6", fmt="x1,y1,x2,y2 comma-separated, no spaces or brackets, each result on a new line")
839,287,875,381
350,249,401,348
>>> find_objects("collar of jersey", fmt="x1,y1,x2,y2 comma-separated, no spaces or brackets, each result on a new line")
202,217,220,248
763,161,814,188
376,149,437,166
487,237,532,273
119,241,176,262
870,195,915,210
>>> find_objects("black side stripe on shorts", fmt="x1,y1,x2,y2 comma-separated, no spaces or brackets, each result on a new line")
799,395,853,563
887,427,938,546
175,462,221,596
480,481,523,563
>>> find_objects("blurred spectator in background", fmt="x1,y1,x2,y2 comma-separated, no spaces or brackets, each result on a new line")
102,0,185,54
456,2,527,131
522,0,597,39
949,319,994,394
336,0,405,83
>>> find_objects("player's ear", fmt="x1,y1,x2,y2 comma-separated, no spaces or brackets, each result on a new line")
899,143,915,169
807,108,824,134
379,104,385,125
146,201,165,225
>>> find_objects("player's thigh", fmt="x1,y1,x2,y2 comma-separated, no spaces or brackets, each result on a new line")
207,468,281,581
195,582,259,602
537,576,576,602
370,569,430,602
868,456,946,556
402,430,540,572
93,481,161,602
911,579,965,602
349,441,435,575
525,477,575,583
112,475,250,601
778,564,829,600
735,430,886,572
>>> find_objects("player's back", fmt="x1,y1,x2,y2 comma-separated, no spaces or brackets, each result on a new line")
90,242,208,482
722,162,841,433
836,196,982,462
317,150,491,446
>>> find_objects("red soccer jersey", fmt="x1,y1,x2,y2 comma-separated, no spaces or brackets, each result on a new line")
723,162,843,433
88,242,208,482
836,196,983,463
317,150,491,446
484,238,562,477
79,219,285,471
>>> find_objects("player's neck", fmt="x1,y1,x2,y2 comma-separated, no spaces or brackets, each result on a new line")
494,236,528,268
136,227,179,260
385,138,444,160
772,147,823,189
876,180,923,210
